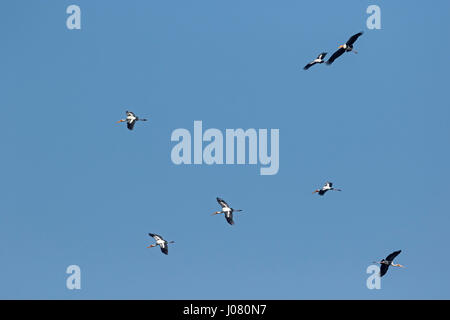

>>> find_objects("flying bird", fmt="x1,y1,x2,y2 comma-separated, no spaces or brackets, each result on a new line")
313,182,342,196
212,197,243,225
147,233,175,255
304,52,327,70
327,32,363,65
117,111,148,130
373,250,405,277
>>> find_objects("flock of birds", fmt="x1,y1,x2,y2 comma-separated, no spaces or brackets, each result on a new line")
303,32,363,70
115,32,405,279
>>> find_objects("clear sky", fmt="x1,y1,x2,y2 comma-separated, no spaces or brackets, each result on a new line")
1,0,450,299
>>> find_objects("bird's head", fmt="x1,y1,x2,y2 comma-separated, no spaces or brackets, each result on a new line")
312,189,319,194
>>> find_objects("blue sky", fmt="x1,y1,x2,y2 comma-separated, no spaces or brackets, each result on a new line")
1,0,450,299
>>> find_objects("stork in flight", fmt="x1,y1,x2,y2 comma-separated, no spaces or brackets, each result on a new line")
212,197,243,225
373,250,405,277
304,52,327,70
313,182,342,196
117,111,148,130
327,32,363,65
147,233,175,255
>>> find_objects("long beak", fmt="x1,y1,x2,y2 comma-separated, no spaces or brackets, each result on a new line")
339,45,344,48
312,190,319,194
211,211,221,216
117,119,125,123
147,244,156,248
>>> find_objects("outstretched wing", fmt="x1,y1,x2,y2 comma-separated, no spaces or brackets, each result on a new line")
325,182,333,188
217,197,229,208
317,52,327,60
225,213,234,225
160,242,168,255
326,48,345,65
385,250,401,262
303,61,316,70
149,233,164,242
380,263,390,277
346,32,363,46
127,119,136,130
